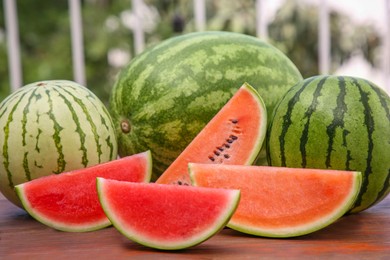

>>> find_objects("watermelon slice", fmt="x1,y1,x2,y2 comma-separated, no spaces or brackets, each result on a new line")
97,178,240,250
189,164,362,238
15,151,152,232
156,82,267,185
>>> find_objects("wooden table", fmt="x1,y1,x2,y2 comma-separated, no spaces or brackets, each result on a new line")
1,193,389,259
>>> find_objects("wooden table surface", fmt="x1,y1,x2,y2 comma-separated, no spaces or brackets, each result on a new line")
1,193,389,259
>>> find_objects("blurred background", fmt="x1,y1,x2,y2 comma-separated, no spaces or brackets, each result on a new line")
0,0,389,104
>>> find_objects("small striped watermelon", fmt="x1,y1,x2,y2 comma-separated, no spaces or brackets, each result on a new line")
109,31,302,180
266,75,390,213
0,80,118,207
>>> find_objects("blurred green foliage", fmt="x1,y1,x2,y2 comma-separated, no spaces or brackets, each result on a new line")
268,0,380,77
0,0,381,104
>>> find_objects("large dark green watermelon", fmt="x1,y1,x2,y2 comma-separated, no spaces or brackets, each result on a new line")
110,31,302,180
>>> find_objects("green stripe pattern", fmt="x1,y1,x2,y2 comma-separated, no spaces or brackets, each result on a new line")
0,80,117,206
109,31,302,180
266,75,390,213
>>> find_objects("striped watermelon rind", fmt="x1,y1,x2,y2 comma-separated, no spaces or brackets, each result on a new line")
0,80,118,207
109,31,302,180
266,75,390,213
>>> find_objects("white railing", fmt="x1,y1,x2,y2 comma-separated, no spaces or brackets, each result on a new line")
69,0,86,86
3,0,390,93
385,0,390,91
3,0,22,92
318,0,330,75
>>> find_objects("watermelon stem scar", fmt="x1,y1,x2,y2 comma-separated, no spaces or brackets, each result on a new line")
120,119,131,133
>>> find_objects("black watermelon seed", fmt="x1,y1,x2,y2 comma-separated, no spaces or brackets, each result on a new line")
230,135,238,140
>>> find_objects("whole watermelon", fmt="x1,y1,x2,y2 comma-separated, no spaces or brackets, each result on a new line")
267,75,390,213
0,80,118,207
110,31,302,180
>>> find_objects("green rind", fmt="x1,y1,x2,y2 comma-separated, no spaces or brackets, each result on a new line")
241,82,268,166
267,75,390,213
97,178,241,250
0,80,118,207
226,171,362,238
109,31,302,180
140,150,153,183
15,183,111,232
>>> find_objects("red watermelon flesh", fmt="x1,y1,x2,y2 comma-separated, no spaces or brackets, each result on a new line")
189,164,362,238
15,151,152,232
97,178,240,250
156,82,267,186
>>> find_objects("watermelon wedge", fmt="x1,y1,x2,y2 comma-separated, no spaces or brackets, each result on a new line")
189,164,362,238
97,178,240,250
15,151,152,232
156,82,267,185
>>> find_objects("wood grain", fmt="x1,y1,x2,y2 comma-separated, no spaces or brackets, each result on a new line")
1,193,389,259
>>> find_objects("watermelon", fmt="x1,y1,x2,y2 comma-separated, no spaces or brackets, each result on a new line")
156,83,266,185
15,151,152,232
266,75,390,213
97,178,240,250
109,31,302,180
0,80,118,207
189,163,362,238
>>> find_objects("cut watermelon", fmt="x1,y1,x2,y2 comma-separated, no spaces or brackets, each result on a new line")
189,164,362,238
15,151,152,232
156,82,267,185
97,178,240,250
